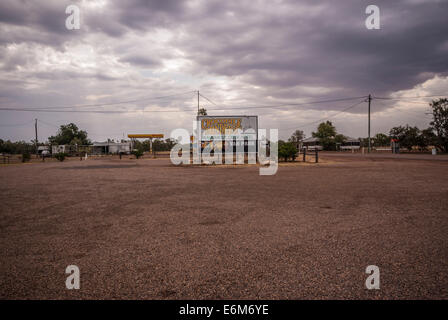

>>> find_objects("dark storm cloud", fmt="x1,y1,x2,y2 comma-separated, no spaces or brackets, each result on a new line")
170,0,448,98
0,0,75,33
114,0,187,30
3,0,446,96
84,0,188,37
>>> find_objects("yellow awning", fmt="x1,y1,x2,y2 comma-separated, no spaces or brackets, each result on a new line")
127,134,164,139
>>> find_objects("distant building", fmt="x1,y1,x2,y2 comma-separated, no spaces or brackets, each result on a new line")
37,146,50,154
340,137,361,151
51,145,68,154
51,142,130,155
92,141,131,154
302,137,323,151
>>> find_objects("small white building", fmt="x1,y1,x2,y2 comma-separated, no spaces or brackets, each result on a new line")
340,137,361,151
51,145,68,154
37,146,50,154
302,137,323,151
92,141,131,154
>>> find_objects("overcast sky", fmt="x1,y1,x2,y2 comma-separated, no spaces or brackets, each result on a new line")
0,0,447,142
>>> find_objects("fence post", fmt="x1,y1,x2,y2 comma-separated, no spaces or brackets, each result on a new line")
303,148,306,162
315,149,318,163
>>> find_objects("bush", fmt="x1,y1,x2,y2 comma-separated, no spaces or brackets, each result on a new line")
21,152,31,163
278,142,297,162
132,149,144,159
54,152,68,162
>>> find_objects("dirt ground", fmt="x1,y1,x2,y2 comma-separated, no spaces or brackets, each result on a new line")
0,154,447,299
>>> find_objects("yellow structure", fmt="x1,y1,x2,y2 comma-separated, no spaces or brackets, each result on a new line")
127,134,164,139
127,134,164,156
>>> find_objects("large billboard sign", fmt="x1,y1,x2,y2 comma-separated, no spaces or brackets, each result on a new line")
170,116,278,175
197,116,258,141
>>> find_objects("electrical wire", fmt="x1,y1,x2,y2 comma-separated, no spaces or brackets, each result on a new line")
373,94,446,100
0,120,35,127
0,94,369,114
199,94,368,111
0,107,197,114
0,90,197,111
280,99,366,131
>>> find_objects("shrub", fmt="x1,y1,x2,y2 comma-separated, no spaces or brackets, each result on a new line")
21,152,31,163
54,152,68,162
132,149,144,159
278,142,297,162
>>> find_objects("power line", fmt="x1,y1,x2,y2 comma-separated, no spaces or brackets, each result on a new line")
37,119,62,128
372,98,433,114
0,90,196,111
198,93,218,106
373,98,432,105
280,99,366,131
0,94,369,114
198,94,368,111
0,120,35,127
0,107,197,114
373,94,446,100
0,91,443,113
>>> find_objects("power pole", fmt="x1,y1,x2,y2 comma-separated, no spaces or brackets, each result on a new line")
368,94,372,153
35,118,38,157
197,90,200,115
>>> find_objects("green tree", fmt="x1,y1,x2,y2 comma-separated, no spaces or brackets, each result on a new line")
278,140,297,162
54,152,68,162
288,130,305,148
429,98,448,152
48,123,91,146
140,139,151,152
132,149,144,159
373,133,389,147
389,126,406,141
312,121,337,150
334,134,346,145
21,152,31,162
0,140,32,154
419,128,437,150
359,137,369,148
153,138,176,151
389,125,420,151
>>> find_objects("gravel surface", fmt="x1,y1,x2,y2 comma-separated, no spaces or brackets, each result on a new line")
0,155,447,299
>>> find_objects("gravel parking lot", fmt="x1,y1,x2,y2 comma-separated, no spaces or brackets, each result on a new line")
0,155,447,299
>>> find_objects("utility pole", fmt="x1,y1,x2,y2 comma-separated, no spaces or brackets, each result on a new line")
197,90,200,115
35,118,38,157
367,94,372,153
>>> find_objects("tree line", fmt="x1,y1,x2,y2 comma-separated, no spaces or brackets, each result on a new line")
0,122,175,154
277,98,448,160
2,98,447,157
